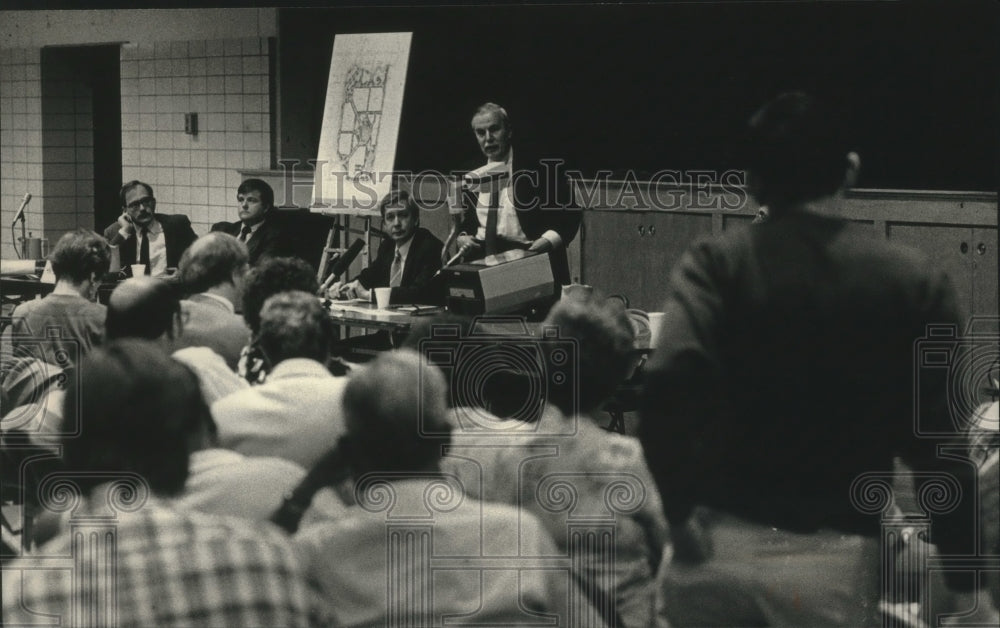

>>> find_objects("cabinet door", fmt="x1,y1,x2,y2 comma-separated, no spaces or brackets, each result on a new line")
581,211,713,311
886,224,974,319
637,212,714,311
582,211,644,304
971,227,998,318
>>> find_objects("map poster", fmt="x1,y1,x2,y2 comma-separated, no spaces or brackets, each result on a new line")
313,32,412,214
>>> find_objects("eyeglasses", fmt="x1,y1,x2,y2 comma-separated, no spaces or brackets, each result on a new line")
126,196,156,210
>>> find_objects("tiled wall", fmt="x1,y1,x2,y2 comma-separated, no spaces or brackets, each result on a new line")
1,35,272,260
0,48,44,260
120,37,271,235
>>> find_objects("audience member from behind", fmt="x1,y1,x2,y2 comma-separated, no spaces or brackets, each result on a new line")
174,366,344,525
238,256,319,384
10,228,110,368
1,340,318,626
174,232,252,370
445,296,667,627
213,291,348,468
296,350,584,626
640,92,997,626
106,277,246,403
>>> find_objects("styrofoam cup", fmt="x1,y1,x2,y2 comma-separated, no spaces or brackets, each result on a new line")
648,312,666,349
374,287,392,309
130,263,147,277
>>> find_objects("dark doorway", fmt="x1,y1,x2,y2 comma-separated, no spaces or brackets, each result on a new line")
40,44,121,234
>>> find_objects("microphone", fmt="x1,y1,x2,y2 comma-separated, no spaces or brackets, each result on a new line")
327,238,365,280
432,243,472,279
11,193,31,225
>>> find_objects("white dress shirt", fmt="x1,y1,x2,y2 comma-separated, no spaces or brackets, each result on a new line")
470,150,562,249
118,218,168,276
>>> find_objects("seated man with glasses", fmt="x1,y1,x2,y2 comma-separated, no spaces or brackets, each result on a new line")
103,180,198,277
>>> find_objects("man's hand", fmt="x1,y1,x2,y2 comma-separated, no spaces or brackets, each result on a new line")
327,279,368,300
117,213,135,237
456,234,482,258
527,237,553,253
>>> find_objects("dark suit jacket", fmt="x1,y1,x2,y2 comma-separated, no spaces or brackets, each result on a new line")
357,227,444,305
103,213,198,269
211,215,294,266
458,155,581,285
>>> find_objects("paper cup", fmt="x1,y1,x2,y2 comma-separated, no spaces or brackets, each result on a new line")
130,263,147,277
374,287,392,309
647,312,666,349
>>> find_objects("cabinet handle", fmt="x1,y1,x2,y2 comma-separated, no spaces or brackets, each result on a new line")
648,224,656,236
977,243,987,255
960,242,969,254
638,225,645,236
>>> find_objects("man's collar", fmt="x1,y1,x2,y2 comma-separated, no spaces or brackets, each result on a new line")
241,217,267,233
394,232,415,258
143,219,163,235
195,291,236,313
487,147,512,168
268,358,333,381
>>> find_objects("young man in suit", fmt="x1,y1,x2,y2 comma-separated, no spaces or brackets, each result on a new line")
326,189,444,305
211,178,295,266
446,103,580,286
103,180,198,276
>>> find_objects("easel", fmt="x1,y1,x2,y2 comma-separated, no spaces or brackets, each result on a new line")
315,207,379,285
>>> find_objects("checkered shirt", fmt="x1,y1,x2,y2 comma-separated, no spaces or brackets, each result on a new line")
2,498,317,627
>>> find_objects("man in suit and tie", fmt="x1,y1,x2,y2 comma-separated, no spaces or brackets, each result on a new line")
326,189,444,305
103,180,198,277
173,232,253,371
447,103,581,287
211,179,295,266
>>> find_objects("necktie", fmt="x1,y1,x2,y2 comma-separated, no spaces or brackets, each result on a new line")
240,224,252,242
389,249,403,288
484,187,500,256
138,228,150,268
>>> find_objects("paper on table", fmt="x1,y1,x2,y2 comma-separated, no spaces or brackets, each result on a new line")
327,300,410,316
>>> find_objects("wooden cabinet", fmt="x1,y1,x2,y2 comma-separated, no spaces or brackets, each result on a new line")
577,181,997,320
582,210,713,311
887,224,998,320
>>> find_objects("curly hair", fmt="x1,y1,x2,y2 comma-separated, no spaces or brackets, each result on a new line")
49,228,111,283
241,257,319,333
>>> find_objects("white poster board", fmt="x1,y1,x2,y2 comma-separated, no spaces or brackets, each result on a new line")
313,32,412,214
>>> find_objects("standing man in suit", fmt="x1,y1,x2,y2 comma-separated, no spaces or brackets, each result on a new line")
446,103,581,286
104,180,198,277
325,189,444,305
211,179,294,266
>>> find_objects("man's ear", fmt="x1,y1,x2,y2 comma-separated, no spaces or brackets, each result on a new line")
844,152,861,189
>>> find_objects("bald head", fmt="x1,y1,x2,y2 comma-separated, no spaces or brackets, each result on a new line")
105,277,181,341
342,349,451,474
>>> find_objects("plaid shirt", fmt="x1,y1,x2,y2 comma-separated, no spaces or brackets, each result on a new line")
2,498,317,627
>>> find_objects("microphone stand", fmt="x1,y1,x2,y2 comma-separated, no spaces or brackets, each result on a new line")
13,211,26,259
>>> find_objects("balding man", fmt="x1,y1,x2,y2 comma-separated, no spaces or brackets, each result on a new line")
446,103,581,286
173,233,252,370
296,350,587,626
103,180,198,276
